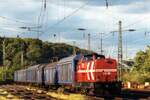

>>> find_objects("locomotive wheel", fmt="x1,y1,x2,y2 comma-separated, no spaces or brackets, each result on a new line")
80,88,89,95
88,89,94,96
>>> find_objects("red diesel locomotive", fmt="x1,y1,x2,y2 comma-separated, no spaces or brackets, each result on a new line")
76,54,121,95
76,55,117,82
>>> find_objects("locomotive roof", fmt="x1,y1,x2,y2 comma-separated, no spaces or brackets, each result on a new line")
84,53,105,58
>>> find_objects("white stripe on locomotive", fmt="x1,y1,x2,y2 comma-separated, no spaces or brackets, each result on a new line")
77,69,117,73
86,62,90,80
90,61,94,80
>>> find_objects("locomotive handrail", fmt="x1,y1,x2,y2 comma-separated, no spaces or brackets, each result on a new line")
79,53,105,62
84,53,105,59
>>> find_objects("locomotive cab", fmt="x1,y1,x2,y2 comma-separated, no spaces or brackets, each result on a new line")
76,53,117,83
76,53,121,95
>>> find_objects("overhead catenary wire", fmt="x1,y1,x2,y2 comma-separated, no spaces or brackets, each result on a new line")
94,1,150,58
123,17,150,29
110,32,116,57
0,16,34,25
39,0,117,41
3,0,149,58
39,0,91,37
42,0,149,57
106,36,116,57
106,15,150,58
63,0,66,19
0,27,22,32
37,0,48,38
129,37,150,44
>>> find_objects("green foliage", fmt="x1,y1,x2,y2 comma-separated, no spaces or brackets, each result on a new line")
123,47,150,83
0,37,92,81
0,67,14,81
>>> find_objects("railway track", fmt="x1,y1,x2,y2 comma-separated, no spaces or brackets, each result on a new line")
93,89,150,100
0,85,149,100
0,85,56,100
120,89,150,100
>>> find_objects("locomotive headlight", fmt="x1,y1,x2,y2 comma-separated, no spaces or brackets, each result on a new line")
104,72,111,75
107,72,111,75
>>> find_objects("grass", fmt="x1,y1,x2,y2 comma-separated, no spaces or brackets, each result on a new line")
47,92,91,100
0,88,19,100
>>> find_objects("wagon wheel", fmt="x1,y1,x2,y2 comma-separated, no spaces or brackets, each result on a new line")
57,87,64,94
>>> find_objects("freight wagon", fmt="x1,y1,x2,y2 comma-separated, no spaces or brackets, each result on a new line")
44,62,57,85
14,69,26,83
57,55,81,86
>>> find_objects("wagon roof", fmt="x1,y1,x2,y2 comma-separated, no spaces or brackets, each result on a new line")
58,54,81,64
27,64,47,69
44,62,57,68
27,64,40,69
16,69,26,72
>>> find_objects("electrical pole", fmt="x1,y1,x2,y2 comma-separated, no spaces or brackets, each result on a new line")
118,21,123,81
73,41,76,55
21,43,24,67
58,32,61,43
105,0,109,8
126,34,128,60
44,0,47,10
2,37,6,81
53,34,56,43
3,38,5,66
100,33,104,55
88,33,90,51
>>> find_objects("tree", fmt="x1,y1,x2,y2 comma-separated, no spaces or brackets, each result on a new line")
0,37,92,81
123,47,150,83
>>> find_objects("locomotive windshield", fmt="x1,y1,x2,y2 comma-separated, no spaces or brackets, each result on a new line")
82,53,105,61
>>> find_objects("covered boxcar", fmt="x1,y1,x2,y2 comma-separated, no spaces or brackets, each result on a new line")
44,62,57,85
36,64,46,85
57,55,81,86
26,65,39,83
14,69,26,83
14,71,17,82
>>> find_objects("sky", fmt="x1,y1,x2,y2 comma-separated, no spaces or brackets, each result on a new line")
0,0,150,59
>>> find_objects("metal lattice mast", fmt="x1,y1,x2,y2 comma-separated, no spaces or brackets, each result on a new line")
88,33,91,51
3,38,5,66
73,41,76,55
118,21,123,81
2,37,6,81
21,43,24,67
100,33,104,55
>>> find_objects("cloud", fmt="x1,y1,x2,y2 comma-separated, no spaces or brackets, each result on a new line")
0,0,150,59
115,1,150,14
